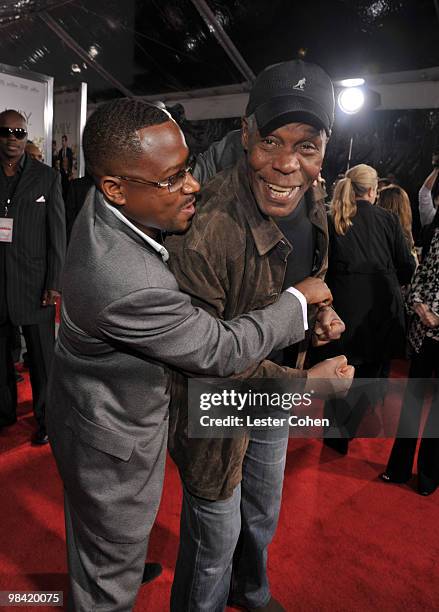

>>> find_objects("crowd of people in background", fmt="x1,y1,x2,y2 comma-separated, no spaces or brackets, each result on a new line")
0,57,438,612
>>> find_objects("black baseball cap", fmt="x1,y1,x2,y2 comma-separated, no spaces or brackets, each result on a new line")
246,60,335,136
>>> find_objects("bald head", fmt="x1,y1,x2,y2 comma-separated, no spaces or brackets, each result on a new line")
0,110,26,124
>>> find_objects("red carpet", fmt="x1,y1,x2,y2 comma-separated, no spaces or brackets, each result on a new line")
1,365,438,611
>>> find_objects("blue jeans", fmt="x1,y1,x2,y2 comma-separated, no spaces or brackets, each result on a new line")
171,424,289,611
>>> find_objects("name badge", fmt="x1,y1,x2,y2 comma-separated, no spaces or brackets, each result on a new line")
0,218,13,243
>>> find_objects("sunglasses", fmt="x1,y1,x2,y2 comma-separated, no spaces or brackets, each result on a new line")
0,127,28,140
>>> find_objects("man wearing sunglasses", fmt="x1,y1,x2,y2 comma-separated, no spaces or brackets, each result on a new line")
46,98,332,611
0,110,65,445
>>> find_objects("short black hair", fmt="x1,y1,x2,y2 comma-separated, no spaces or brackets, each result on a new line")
83,99,170,176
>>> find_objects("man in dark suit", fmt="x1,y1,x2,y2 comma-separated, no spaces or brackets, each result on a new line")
47,99,331,611
58,134,73,173
0,110,66,444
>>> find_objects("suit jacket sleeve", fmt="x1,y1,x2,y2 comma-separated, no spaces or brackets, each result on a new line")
65,180,82,243
96,286,305,378
169,245,307,379
45,171,66,291
65,183,75,244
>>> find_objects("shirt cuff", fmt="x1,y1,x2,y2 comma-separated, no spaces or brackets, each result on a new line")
286,287,308,331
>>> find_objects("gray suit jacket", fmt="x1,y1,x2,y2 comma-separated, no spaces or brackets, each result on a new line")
47,187,304,544
3,155,66,325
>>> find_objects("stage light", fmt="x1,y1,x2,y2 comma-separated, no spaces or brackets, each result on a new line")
339,78,365,87
337,87,365,114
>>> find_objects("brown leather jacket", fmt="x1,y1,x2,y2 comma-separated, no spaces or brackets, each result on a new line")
166,156,329,500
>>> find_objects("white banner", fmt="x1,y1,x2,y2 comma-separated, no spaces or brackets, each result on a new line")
53,83,87,178
0,63,53,164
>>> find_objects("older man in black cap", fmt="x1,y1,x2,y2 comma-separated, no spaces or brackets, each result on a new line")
167,60,352,612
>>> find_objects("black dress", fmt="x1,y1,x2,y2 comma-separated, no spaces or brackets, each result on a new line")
322,200,415,365
315,200,416,449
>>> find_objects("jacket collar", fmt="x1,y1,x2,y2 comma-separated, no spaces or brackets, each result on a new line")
92,188,165,259
11,154,42,203
231,156,327,256
308,186,328,233
102,196,169,262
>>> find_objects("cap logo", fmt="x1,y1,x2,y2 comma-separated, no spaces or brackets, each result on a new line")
292,77,306,90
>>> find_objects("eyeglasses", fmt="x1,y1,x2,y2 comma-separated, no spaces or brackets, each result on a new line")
0,127,28,140
115,155,196,193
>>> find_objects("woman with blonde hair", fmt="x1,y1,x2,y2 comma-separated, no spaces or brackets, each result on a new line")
378,184,416,257
315,164,416,454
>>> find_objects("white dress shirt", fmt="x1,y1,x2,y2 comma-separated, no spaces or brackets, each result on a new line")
104,199,169,263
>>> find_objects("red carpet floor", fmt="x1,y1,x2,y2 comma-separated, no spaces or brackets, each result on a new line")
1,365,438,611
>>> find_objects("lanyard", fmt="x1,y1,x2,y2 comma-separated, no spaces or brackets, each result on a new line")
2,168,22,218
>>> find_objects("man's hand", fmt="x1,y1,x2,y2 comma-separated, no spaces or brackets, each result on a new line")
413,302,439,328
312,306,346,346
294,277,332,306
42,289,60,307
305,355,355,398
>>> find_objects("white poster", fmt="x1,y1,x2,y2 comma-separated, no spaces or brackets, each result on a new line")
53,83,87,178
0,63,53,165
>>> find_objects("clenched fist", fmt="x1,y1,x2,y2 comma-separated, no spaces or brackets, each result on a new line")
312,306,345,346
305,355,355,398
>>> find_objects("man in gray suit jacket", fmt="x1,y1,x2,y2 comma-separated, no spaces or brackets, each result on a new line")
0,110,65,444
47,99,332,611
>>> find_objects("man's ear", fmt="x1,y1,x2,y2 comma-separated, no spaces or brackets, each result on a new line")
241,117,249,151
100,176,126,206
